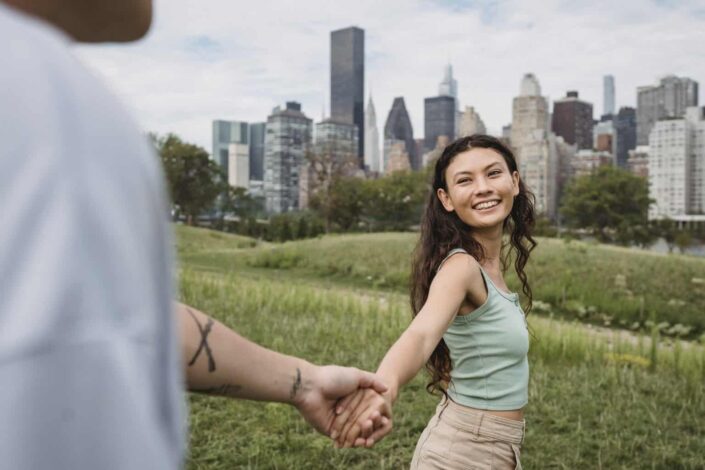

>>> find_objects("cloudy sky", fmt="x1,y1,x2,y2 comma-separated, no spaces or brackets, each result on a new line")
74,0,705,153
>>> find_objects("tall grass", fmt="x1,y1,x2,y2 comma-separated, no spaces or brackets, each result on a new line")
179,269,705,469
230,231,705,338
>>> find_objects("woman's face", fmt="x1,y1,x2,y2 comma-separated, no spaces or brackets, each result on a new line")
437,147,520,231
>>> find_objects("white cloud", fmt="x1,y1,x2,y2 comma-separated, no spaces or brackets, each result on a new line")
73,0,705,152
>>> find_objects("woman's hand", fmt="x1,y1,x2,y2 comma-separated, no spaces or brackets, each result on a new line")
330,387,393,448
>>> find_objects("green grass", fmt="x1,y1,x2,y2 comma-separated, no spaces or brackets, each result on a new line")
176,225,263,254
175,227,705,469
197,229,705,338
179,270,705,469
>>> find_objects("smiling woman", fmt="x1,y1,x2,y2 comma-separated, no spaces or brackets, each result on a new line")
329,135,537,469
436,146,521,231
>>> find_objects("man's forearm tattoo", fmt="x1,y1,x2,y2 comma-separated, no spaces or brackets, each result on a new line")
290,367,302,399
186,307,216,372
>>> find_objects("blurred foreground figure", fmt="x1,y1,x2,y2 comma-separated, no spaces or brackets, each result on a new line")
0,2,386,468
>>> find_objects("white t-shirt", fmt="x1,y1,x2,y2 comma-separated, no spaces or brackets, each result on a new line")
0,5,185,469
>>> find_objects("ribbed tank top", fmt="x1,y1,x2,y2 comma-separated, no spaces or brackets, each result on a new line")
438,248,529,410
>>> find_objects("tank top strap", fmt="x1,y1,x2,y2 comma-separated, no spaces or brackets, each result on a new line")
477,265,497,296
436,248,469,272
478,265,519,301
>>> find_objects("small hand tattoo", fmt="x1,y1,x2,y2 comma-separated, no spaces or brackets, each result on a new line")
290,368,302,399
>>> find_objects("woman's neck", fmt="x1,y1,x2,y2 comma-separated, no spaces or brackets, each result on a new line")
471,225,503,270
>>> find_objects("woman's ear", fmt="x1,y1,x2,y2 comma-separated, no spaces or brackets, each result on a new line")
437,188,455,212
511,171,520,197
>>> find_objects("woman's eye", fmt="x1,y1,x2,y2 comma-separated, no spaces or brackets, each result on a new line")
458,178,471,184
489,170,501,177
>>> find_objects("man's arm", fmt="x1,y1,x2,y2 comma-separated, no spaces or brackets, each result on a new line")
177,302,388,435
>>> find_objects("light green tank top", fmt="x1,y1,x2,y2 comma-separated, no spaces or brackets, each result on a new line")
438,248,529,410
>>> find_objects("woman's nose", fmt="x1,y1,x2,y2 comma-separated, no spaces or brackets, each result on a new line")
475,177,491,193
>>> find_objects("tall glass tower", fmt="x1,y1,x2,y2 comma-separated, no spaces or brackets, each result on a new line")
330,26,364,166
603,75,615,116
383,97,417,170
424,96,456,151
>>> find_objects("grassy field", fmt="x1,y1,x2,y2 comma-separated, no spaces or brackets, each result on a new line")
176,226,705,469
182,229,705,339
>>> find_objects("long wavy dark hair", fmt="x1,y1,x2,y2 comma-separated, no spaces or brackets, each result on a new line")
410,134,537,397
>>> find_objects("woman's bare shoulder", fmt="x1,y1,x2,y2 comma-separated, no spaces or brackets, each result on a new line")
435,252,485,295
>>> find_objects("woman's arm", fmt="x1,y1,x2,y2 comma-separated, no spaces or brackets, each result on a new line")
376,253,483,400
331,253,486,446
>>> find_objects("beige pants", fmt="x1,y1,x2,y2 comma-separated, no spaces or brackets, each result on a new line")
410,398,524,470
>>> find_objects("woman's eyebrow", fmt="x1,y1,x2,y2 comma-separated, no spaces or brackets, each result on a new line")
453,162,502,178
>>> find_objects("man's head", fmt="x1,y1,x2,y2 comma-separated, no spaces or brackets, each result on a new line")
3,0,152,42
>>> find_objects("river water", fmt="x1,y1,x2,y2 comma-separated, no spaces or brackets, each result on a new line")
646,238,705,257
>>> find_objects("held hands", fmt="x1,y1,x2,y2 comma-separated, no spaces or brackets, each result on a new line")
330,387,394,448
292,364,388,436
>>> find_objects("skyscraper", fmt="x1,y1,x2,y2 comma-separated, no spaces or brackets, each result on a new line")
249,122,266,181
264,102,312,213
364,96,381,173
212,120,267,190
457,106,487,137
300,119,359,209
571,149,613,178
314,119,359,165
383,97,416,171
551,91,594,150
627,146,649,179
593,118,614,153
424,95,455,151
385,141,412,173
637,75,699,145
511,74,566,219
603,75,615,116
330,26,364,165
520,73,541,97
613,107,636,169
212,120,248,176
648,106,705,221
511,73,549,151
227,142,250,189
438,64,458,106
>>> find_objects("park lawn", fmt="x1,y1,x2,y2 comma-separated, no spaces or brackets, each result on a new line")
180,227,705,338
176,226,705,469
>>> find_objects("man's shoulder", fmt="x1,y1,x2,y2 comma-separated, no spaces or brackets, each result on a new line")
0,5,73,76
0,5,146,166
0,5,127,118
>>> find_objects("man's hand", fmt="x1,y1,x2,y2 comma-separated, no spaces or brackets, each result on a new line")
292,364,388,436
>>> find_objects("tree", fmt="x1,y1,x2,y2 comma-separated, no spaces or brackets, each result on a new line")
534,215,558,238
675,231,693,254
560,166,653,243
153,133,225,225
309,169,428,233
654,218,677,253
310,177,365,232
615,220,658,248
296,216,309,239
268,214,295,242
305,142,359,232
360,170,427,231
217,186,262,220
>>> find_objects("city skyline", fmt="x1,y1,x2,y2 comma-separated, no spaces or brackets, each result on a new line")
74,0,705,153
